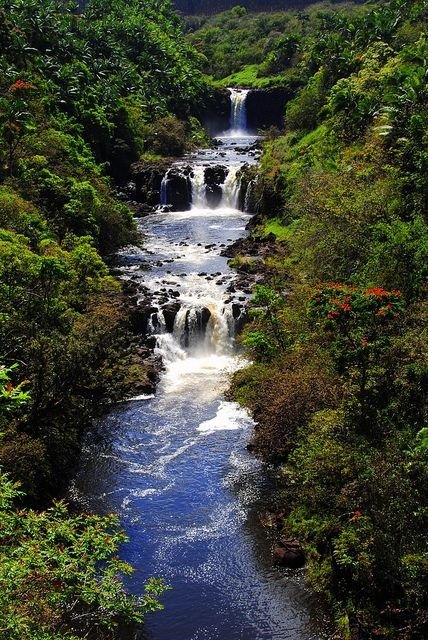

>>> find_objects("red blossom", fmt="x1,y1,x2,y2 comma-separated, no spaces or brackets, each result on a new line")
9,79,36,92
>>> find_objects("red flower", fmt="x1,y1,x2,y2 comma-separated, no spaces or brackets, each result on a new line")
327,310,340,319
361,337,368,347
9,79,36,92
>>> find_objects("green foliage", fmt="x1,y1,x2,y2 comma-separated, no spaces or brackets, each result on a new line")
243,285,286,357
188,2,370,87
0,473,168,639
0,365,30,421
285,69,328,132
0,0,209,507
230,2,428,635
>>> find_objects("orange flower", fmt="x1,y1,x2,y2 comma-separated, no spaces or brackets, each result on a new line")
9,79,36,91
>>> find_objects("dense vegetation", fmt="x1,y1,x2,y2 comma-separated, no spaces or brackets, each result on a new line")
173,0,358,14
186,1,368,86
0,0,207,636
1,0,427,637
0,0,207,497
228,0,428,637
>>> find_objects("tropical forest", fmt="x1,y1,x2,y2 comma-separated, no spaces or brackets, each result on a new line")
0,1,426,639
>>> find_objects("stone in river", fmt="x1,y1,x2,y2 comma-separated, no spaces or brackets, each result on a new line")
273,540,305,568
161,302,181,333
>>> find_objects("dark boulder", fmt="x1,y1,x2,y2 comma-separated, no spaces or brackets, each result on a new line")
203,165,228,208
204,165,228,186
163,169,192,211
197,87,231,136
130,161,169,207
200,307,212,326
273,539,305,568
161,302,181,332
231,303,242,319
130,305,158,333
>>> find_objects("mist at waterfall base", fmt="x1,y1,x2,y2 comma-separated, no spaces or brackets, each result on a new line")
71,92,330,640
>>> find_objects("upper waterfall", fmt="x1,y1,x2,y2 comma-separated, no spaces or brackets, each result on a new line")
229,88,249,135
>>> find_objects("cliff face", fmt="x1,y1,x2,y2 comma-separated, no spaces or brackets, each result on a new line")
172,0,361,14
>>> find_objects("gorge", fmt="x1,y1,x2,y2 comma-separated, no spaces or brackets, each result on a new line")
72,89,330,640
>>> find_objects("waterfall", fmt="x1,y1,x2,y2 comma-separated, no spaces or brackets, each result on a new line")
222,166,241,209
190,166,207,208
148,301,240,358
160,173,168,206
229,88,249,134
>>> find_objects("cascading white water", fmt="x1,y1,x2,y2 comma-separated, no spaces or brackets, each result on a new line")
229,88,249,134
190,166,207,208
160,172,168,205
150,301,236,359
222,165,241,209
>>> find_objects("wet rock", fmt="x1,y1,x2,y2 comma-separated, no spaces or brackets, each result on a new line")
204,165,228,208
205,183,223,208
145,336,157,350
246,87,293,130
161,302,181,332
232,303,242,319
130,161,169,207
273,539,305,569
129,305,158,333
198,87,231,137
201,307,211,326
163,169,192,211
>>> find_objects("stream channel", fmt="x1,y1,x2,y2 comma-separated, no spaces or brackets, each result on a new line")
73,90,331,640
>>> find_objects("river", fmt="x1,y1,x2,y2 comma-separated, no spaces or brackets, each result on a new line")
72,89,331,640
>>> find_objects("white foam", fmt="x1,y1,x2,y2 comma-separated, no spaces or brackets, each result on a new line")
161,354,239,398
125,393,155,402
197,401,254,434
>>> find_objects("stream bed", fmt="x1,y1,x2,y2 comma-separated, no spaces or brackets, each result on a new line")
72,98,332,640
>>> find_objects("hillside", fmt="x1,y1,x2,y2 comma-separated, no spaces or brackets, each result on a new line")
186,2,371,86
173,0,364,14
228,0,428,637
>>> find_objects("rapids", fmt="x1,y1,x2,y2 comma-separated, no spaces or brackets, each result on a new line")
72,91,331,640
